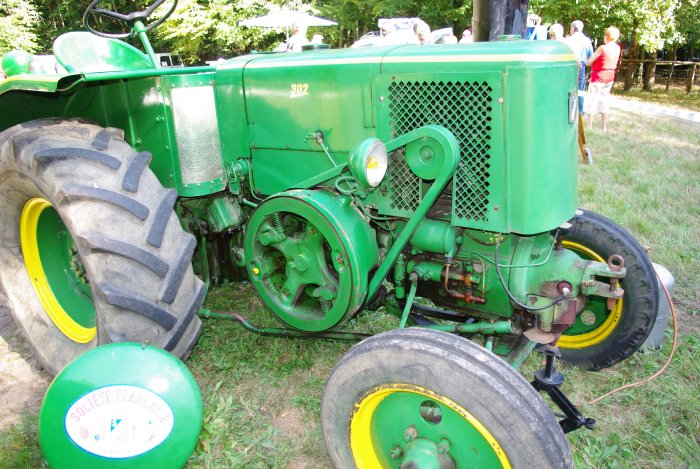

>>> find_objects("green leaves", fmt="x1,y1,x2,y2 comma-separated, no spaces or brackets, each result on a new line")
531,0,690,53
0,0,41,54
154,0,288,63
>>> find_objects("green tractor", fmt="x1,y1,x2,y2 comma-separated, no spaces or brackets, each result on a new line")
0,1,658,467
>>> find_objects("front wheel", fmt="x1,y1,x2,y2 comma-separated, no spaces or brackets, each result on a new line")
559,209,658,370
321,328,572,468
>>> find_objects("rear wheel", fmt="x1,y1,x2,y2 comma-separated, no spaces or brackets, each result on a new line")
559,209,658,370
0,119,203,375
321,328,572,468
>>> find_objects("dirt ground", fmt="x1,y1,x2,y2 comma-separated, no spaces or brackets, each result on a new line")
0,294,50,431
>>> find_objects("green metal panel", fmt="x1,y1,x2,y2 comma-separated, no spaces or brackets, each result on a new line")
240,48,389,195
214,56,257,178
250,148,346,196
503,61,578,233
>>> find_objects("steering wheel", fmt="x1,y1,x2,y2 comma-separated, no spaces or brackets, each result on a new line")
83,0,178,38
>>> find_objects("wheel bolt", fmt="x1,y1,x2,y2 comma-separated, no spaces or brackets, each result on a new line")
403,425,418,442
390,446,403,460
336,256,344,264
438,438,451,454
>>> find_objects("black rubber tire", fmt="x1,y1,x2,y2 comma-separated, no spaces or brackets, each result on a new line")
321,328,572,468
559,209,658,370
0,119,203,375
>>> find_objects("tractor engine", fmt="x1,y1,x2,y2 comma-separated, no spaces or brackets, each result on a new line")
202,39,627,361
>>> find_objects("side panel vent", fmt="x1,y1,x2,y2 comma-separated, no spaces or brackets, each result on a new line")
386,80,498,227
387,147,421,214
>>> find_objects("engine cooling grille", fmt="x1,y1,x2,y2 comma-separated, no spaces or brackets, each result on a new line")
387,147,421,213
388,80,494,223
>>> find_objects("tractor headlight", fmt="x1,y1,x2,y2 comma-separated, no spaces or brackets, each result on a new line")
349,138,388,188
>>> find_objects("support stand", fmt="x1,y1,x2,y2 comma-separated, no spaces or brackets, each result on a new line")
531,346,596,434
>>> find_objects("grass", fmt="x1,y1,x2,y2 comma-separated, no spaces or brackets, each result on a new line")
1,94,699,468
615,84,700,112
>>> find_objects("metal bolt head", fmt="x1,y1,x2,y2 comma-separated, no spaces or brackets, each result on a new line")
438,438,451,454
403,425,418,442
580,310,596,326
390,446,403,460
336,256,344,265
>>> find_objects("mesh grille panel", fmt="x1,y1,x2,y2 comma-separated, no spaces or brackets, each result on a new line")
388,80,494,223
387,147,421,212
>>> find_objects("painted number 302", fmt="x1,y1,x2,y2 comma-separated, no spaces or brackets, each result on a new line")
290,83,309,98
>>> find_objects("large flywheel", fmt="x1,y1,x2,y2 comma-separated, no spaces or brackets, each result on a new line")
244,190,379,332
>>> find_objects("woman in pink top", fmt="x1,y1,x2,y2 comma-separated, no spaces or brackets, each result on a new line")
585,26,621,131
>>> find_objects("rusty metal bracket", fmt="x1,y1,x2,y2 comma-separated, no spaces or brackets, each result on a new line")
581,255,626,306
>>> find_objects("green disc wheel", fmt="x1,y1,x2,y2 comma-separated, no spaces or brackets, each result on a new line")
0,119,203,375
321,328,572,468
244,190,378,332
559,209,658,370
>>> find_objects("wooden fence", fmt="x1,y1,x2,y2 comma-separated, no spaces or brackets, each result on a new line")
619,60,698,93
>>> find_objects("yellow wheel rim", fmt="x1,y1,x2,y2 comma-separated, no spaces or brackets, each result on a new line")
558,240,623,349
20,198,96,343
350,383,511,468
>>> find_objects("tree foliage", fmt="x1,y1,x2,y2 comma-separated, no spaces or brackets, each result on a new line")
0,0,697,63
0,0,41,54
155,0,289,63
530,0,683,52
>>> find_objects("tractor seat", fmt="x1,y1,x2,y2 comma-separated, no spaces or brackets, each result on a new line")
53,32,154,73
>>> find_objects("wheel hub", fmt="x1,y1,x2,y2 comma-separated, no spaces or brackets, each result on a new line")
392,431,456,469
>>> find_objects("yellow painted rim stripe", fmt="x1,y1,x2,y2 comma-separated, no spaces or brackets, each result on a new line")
349,383,511,468
383,53,576,63
246,53,576,69
20,198,95,344
1,73,65,83
558,240,623,349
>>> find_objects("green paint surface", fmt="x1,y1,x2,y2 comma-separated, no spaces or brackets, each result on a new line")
36,206,95,329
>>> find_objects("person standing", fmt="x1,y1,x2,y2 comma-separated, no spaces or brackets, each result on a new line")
459,29,473,44
285,23,309,52
585,26,622,131
566,20,593,114
548,23,564,41
414,20,432,45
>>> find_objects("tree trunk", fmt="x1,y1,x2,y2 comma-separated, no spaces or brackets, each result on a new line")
487,0,507,40
623,21,639,91
687,63,697,94
473,0,491,42
642,55,656,92
473,0,526,42
666,48,677,91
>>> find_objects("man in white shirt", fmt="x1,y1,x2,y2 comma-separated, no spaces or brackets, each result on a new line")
286,23,309,52
566,20,593,114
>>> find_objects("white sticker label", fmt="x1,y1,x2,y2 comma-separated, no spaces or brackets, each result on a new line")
64,385,174,459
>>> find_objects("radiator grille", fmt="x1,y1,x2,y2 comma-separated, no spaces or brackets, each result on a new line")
388,80,494,223
387,147,421,213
